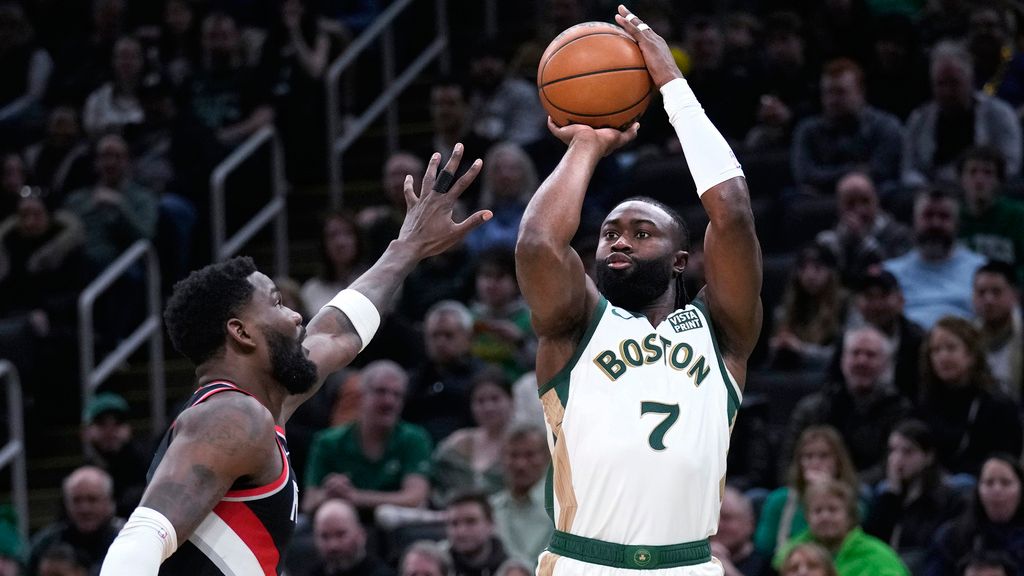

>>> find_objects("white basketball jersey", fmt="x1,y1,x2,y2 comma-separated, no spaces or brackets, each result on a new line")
539,297,741,546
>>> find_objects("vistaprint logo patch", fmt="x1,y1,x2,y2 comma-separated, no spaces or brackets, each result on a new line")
668,309,703,333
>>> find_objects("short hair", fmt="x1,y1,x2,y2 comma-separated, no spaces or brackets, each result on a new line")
164,256,258,365
63,466,113,498
803,477,859,525
359,359,408,392
447,491,494,522
913,184,960,217
842,325,894,362
957,145,1007,182
975,259,1018,288
425,300,473,332
615,196,690,251
401,540,452,576
823,58,865,90
930,40,974,80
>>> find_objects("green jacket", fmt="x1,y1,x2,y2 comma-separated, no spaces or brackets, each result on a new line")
773,526,910,576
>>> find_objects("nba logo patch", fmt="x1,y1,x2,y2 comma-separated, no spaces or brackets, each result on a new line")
668,309,703,333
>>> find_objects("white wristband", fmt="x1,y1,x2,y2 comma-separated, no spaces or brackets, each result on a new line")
324,289,381,352
99,506,177,575
660,78,744,196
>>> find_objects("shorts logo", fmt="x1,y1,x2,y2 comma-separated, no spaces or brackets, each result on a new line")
668,309,703,333
633,550,652,566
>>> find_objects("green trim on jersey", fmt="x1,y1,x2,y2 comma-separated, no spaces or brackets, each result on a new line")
545,465,554,523
690,298,741,423
547,530,712,569
538,297,609,406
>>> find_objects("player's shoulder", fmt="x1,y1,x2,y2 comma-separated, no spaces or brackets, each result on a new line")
176,389,276,444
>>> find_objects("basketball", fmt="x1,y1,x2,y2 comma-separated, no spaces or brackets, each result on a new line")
537,22,653,130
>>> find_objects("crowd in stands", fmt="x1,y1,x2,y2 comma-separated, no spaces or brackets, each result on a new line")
8,0,1024,575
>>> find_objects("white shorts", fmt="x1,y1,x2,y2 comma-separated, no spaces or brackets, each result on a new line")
538,551,724,576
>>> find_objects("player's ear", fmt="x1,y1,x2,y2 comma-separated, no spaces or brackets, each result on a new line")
226,318,256,349
673,250,689,274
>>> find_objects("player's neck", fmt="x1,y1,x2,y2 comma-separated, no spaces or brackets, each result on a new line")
196,360,284,420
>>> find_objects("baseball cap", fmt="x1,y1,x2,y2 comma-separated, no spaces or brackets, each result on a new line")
83,392,130,423
857,269,900,293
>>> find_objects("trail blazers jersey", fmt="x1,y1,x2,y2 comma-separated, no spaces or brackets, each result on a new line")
149,381,298,576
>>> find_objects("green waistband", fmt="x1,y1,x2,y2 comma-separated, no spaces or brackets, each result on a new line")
547,530,711,570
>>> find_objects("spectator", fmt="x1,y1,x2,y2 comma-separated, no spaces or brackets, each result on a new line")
774,479,909,576
359,152,424,262
444,492,508,576
27,466,124,575
301,211,367,312
816,171,913,287
465,143,536,255
972,261,1023,400
840,269,924,400
755,426,865,557
957,550,1019,576
791,59,903,196
883,187,985,329
958,146,1024,279
61,133,157,273
399,541,451,576
157,0,200,88
711,486,771,576
262,0,330,183
47,0,127,107
303,360,432,516
0,186,84,399
22,107,92,204
292,499,394,576
864,420,967,575
779,542,838,576
926,454,1024,576
82,35,145,138
903,42,1021,188
79,393,147,519
36,544,86,576
917,317,1022,477
466,41,545,146
0,2,51,150
864,14,930,122
489,423,551,569
784,326,912,484
468,248,535,380
432,366,513,507
405,300,486,444
769,243,847,370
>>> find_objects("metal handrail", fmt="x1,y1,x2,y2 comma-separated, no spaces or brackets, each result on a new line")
210,125,289,276
0,362,27,544
326,0,450,207
78,240,165,432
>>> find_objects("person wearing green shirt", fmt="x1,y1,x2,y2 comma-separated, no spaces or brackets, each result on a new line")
958,146,1024,281
303,360,433,515
774,479,909,576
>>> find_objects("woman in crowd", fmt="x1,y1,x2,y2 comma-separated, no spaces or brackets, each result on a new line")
863,419,966,575
774,479,909,576
755,426,865,556
769,243,847,370
464,142,537,255
301,210,366,311
430,365,513,506
780,542,839,576
916,317,1022,477
82,35,146,137
925,454,1024,576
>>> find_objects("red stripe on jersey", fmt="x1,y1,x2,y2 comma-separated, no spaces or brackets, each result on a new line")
224,438,290,499
213,500,279,576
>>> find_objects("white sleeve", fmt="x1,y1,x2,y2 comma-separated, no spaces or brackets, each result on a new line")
99,507,178,576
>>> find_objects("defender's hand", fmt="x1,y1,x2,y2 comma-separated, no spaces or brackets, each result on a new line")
397,143,492,259
547,117,639,157
614,5,683,89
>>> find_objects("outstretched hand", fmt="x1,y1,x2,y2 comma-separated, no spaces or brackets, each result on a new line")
547,117,639,157
397,143,492,259
614,4,683,89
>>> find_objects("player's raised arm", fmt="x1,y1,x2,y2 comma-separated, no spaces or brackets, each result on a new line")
617,5,762,380
100,395,274,575
285,145,491,420
515,122,637,342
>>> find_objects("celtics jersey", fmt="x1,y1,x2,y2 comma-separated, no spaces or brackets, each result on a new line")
538,297,741,546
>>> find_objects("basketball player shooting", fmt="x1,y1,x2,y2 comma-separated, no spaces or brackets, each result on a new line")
98,145,490,576
516,5,763,576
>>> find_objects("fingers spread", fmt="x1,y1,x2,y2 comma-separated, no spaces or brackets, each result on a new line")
422,152,441,195
455,209,493,236
446,158,483,201
403,174,417,207
440,142,464,179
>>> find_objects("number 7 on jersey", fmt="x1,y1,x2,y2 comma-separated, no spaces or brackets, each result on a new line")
641,401,680,451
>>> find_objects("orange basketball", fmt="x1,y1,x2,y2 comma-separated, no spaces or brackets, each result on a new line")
537,22,653,130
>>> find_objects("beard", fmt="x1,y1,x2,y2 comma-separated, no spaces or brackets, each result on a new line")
266,328,318,394
916,229,954,260
595,255,674,311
